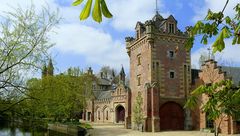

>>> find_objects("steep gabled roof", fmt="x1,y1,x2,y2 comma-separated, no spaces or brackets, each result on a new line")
167,15,177,23
135,21,144,29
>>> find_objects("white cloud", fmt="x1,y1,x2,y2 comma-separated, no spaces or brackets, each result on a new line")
191,39,240,69
109,0,170,31
191,46,209,69
192,0,238,22
0,0,56,13
0,0,130,71
51,23,129,69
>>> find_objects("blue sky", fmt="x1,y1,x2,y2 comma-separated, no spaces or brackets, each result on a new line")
0,0,239,76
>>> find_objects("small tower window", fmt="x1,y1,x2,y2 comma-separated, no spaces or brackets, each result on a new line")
137,75,141,86
137,54,141,65
170,51,174,57
168,50,174,58
170,71,175,78
169,23,175,33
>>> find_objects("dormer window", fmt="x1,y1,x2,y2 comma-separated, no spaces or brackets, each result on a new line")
169,23,175,33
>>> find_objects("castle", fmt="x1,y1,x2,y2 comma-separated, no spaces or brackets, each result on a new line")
81,12,240,134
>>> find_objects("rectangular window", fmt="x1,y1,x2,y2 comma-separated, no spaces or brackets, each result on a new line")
137,75,141,86
137,54,141,65
169,51,174,58
170,71,175,78
169,23,175,33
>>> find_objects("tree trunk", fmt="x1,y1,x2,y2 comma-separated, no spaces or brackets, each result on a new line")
214,122,219,136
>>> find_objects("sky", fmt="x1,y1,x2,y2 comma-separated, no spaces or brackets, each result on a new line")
0,0,239,75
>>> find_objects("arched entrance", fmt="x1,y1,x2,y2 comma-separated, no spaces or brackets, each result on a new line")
115,105,125,123
159,102,184,130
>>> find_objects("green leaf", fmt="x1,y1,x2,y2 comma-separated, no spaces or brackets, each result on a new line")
92,0,102,23
225,16,231,24
185,36,194,51
212,28,227,53
222,26,231,38
184,96,198,109
72,0,84,6
192,21,203,35
101,0,113,18
205,9,213,20
201,35,208,45
80,0,93,21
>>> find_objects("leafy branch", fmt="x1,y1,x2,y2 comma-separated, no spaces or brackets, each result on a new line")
72,0,112,23
185,1,240,53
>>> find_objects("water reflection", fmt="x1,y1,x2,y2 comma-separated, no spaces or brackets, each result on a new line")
0,121,46,136
0,128,30,136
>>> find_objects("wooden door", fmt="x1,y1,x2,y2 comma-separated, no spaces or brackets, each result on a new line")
159,102,184,130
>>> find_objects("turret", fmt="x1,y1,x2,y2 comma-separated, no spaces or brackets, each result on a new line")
87,67,93,75
119,66,125,85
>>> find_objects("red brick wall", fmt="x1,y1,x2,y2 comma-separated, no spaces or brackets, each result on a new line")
198,60,239,134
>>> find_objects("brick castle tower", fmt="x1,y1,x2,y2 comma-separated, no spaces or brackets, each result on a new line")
125,12,192,132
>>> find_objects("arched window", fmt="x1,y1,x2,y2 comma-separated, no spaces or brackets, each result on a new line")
106,111,108,120
98,111,100,120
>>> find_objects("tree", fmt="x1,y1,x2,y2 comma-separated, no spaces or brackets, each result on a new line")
67,67,83,76
198,52,209,67
98,66,119,83
185,1,240,53
0,4,60,114
25,70,93,121
185,80,240,136
133,91,144,130
72,0,112,23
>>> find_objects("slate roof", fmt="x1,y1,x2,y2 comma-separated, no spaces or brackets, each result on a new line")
221,66,240,86
93,90,112,100
97,78,112,86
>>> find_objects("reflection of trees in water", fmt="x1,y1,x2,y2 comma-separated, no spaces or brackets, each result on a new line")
0,120,47,136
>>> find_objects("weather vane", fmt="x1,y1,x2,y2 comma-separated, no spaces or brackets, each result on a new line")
156,0,159,14
207,47,211,60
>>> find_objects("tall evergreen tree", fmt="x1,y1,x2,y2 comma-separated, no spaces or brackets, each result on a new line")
42,63,47,78
47,58,54,76
133,92,144,130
